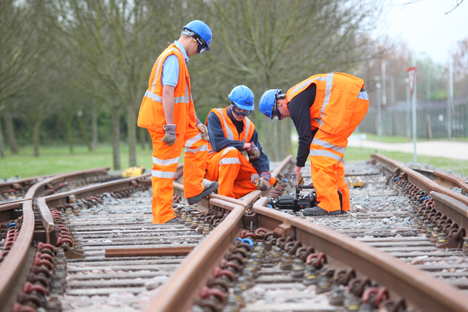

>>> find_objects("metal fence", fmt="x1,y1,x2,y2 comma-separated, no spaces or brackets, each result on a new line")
359,100,468,139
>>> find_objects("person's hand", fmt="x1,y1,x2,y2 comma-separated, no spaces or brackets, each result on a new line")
291,171,304,191
243,143,251,150
196,119,209,141
161,124,176,145
255,176,270,191
260,172,271,184
247,142,260,161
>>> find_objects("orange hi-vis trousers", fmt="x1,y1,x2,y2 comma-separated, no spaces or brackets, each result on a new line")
149,124,208,224
310,91,369,213
205,147,275,199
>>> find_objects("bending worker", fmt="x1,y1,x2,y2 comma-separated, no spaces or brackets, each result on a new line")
138,20,218,224
205,85,276,199
259,73,369,216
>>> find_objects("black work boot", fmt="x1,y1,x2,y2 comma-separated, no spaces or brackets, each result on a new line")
187,182,219,205
302,206,341,216
303,190,343,216
165,217,181,224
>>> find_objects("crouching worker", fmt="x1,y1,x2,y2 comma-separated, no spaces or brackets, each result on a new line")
205,85,276,199
259,73,369,216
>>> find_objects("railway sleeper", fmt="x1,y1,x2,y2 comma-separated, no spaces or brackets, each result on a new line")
192,227,407,312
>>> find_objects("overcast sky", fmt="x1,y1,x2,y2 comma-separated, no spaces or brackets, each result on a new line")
385,0,468,64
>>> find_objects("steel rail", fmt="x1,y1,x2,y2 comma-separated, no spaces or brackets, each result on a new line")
147,156,296,311
37,173,151,244
145,200,245,312
0,173,56,193
252,203,468,312
0,201,35,311
0,167,136,312
371,153,468,206
24,167,110,200
411,167,468,192
148,193,468,312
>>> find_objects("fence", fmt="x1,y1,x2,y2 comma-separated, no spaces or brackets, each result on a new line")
359,100,468,139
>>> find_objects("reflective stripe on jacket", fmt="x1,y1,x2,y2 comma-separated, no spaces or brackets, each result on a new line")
137,44,194,134
205,107,255,153
286,72,364,135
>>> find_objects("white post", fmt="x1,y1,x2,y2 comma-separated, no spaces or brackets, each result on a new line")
405,78,411,140
381,62,387,106
412,56,417,163
448,61,453,140
376,82,382,140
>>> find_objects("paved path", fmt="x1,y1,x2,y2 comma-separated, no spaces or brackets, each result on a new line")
347,139,468,160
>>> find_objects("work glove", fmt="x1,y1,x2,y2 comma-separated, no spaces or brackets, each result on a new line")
252,172,271,191
161,124,176,146
196,118,209,141
291,172,304,191
247,141,260,161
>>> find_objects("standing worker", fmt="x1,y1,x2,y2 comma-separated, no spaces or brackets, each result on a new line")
205,85,276,199
259,73,369,216
138,20,218,224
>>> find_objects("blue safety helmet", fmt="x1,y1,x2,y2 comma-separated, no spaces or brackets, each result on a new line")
182,20,212,53
259,89,283,122
228,85,255,111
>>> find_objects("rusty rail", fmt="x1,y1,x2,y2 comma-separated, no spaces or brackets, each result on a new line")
372,153,468,207
0,201,35,310
148,193,468,312
148,153,468,312
37,173,150,244
252,203,468,312
0,167,136,312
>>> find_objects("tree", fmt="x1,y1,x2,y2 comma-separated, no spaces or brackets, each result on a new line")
197,0,384,160
49,0,162,168
0,1,47,157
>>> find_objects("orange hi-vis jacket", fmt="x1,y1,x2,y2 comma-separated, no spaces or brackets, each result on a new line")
205,107,256,153
137,44,195,134
286,73,364,135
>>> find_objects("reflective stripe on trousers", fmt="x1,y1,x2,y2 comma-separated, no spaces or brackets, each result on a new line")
152,170,176,179
219,157,241,165
311,138,345,154
309,149,342,162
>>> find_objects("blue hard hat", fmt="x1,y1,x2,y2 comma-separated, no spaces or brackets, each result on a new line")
259,89,282,121
183,20,212,52
228,85,255,111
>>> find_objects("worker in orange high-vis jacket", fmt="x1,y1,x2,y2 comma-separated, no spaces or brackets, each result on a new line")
259,73,369,216
205,85,276,199
137,20,218,224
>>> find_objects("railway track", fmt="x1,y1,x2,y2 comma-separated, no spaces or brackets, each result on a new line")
2,154,468,312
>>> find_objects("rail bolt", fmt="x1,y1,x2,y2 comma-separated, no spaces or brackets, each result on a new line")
425,224,434,238
269,246,283,263
430,227,439,243
462,237,468,255
316,268,335,294
280,253,294,270
203,224,212,236
329,284,345,306
191,217,200,230
196,221,205,233
185,213,193,227
290,259,306,278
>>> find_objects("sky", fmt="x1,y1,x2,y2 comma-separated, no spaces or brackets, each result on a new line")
385,0,468,64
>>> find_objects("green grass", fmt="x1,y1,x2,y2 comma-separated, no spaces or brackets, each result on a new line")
291,142,468,178
350,148,468,177
0,144,158,179
2,140,467,180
